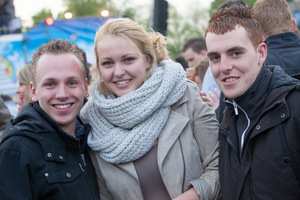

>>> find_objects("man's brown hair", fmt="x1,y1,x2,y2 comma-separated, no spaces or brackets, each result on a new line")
205,5,263,49
31,39,88,86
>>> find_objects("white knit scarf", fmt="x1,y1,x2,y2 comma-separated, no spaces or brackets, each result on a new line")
80,60,187,164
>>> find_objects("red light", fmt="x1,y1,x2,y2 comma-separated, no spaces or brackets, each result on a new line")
46,17,54,25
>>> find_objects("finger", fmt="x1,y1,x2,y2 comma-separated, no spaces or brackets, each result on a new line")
213,88,221,98
208,91,218,102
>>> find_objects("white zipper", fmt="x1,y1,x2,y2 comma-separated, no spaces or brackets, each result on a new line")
226,100,251,153
81,154,87,166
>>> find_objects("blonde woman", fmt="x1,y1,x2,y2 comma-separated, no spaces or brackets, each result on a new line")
16,64,32,111
81,18,220,200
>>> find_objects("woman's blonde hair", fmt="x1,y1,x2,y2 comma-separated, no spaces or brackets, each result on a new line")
17,63,33,103
94,18,169,95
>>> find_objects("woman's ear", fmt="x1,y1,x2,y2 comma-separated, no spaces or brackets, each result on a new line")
145,54,152,69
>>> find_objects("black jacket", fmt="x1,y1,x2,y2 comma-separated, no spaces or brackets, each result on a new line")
0,103,100,200
265,32,300,76
219,66,300,200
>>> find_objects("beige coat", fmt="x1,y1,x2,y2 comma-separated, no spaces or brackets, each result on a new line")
90,81,220,200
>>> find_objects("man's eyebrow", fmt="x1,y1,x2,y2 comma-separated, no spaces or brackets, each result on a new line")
207,51,218,57
40,77,56,83
227,46,245,52
207,46,246,57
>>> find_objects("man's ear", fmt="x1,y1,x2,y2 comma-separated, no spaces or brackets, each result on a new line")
258,43,267,65
30,82,38,102
292,18,297,32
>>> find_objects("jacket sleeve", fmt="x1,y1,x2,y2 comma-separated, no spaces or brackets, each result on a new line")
89,150,114,200
0,145,37,200
0,98,13,140
187,82,220,200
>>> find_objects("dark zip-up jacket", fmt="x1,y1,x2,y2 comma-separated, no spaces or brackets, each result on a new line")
219,66,300,200
0,102,100,200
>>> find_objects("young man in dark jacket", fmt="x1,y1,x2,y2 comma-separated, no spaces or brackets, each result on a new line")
205,5,300,200
0,39,100,200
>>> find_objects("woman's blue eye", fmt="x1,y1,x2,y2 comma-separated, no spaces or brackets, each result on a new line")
124,57,134,63
102,61,113,68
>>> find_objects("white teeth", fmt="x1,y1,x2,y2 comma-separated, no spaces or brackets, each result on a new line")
55,104,71,109
116,80,130,85
224,77,238,82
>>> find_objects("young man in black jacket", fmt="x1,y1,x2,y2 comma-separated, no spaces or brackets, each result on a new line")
205,5,300,200
0,39,100,200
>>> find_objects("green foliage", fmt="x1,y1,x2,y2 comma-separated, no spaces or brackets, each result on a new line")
61,0,117,17
166,4,209,59
31,9,53,27
27,0,212,59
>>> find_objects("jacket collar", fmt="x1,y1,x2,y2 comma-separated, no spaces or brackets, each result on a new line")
222,65,299,131
228,65,272,119
2,102,90,155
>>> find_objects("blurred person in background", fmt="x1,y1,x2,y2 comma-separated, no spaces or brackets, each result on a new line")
174,55,188,71
0,94,17,117
253,0,300,76
182,37,212,84
195,57,209,90
0,96,13,140
16,63,32,111
182,37,207,68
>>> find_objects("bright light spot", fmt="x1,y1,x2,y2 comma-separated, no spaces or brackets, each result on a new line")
101,9,110,17
64,12,73,19
45,17,54,25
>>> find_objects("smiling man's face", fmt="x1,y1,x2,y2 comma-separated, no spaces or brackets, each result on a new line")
206,26,267,99
31,53,89,135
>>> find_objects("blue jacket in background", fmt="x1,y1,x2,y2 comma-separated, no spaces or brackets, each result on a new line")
265,32,300,75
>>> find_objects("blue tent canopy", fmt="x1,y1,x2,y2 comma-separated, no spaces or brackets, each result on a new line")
0,16,117,96
23,16,116,64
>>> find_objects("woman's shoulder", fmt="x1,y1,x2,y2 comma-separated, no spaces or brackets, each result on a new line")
186,80,200,92
172,80,204,109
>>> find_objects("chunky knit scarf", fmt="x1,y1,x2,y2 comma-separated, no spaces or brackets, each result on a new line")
80,60,187,164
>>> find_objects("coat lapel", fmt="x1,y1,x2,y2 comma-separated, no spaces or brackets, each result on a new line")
157,108,189,169
117,162,139,180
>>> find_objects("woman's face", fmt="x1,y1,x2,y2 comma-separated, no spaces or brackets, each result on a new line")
16,82,30,110
96,35,150,97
